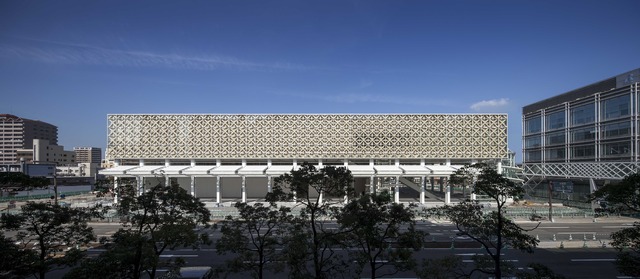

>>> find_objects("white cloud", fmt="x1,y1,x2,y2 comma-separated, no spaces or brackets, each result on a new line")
0,41,310,72
470,98,510,111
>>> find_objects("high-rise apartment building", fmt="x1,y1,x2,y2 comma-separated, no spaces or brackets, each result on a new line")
74,147,102,164
0,114,58,164
522,68,640,200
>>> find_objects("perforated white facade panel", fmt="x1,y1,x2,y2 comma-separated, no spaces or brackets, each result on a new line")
106,114,508,160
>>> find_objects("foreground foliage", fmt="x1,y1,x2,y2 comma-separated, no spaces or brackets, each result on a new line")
592,173,640,276
336,191,426,278
266,162,355,278
215,202,293,279
429,164,539,278
67,183,211,279
1,202,96,279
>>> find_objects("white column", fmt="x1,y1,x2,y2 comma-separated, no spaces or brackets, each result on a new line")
318,190,323,204
497,161,503,175
113,176,119,204
445,185,451,205
241,176,246,203
471,175,477,201
165,176,170,187
267,175,272,193
370,175,375,194
137,176,143,196
293,190,297,203
190,176,195,197
216,176,221,204
395,176,400,203
420,176,426,204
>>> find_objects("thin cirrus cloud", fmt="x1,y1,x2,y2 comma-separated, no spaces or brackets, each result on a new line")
0,40,310,72
470,98,510,111
274,91,453,108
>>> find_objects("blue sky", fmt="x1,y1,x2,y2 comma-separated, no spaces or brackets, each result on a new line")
1,1,639,163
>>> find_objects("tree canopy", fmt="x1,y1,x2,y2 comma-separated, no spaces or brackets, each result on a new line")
266,162,355,279
1,202,96,279
67,183,211,279
429,164,538,278
215,202,293,278
336,191,426,278
591,173,640,276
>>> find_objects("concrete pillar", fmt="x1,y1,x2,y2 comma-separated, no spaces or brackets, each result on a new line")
370,175,375,194
318,190,323,204
165,176,170,187
420,176,426,204
241,176,246,203
439,177,444,192
445,185,451,205
267,175,272,193
216,176,221,204
190,176,195,197
395,176,400,203
497,161,503,175
430,177,435,191
113,176,119,204
293,190,297,203
137,176,143,196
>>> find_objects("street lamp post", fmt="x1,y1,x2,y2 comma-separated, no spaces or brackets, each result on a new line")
548,181,554,222
53,170,58,205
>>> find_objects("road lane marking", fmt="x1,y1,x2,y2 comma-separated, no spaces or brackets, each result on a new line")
159,254,198,258
571,259,615,262
603,226,634,229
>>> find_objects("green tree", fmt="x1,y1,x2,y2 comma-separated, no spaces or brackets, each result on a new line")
0,202,96,279
429,164,539,279
449,164,479,198
591,173,640,276
215,202,292,279
336,191,426,278
0,232,37,278
67,183,211,279
0,172,49,197
266,162,355,279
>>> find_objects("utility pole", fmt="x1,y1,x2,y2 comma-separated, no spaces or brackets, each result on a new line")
548,181,554,222
53,171,58,205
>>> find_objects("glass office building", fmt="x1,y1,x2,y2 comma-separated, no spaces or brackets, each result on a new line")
522,68,640,200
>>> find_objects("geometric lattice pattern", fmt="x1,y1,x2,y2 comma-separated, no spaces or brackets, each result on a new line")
522,162,640,181
106,114,508,160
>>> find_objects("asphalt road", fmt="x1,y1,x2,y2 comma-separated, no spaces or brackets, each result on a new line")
44,218,635,279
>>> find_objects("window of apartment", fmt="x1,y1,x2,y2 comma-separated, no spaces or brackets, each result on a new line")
571,103,595,126
602,141,631,157
545,111,565,130
525,116,541,135
571,145,595,159
601,95,631,120
571,127,595,142
545,148,565,160
602,121,631,139
525,150,541,162
545,131,565,145
524,136,541,148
